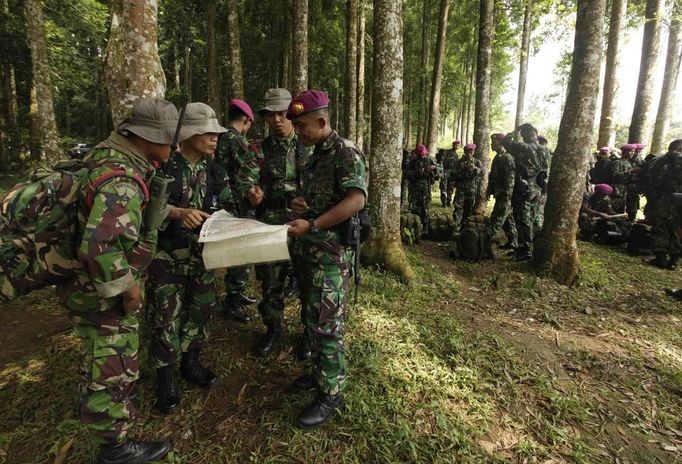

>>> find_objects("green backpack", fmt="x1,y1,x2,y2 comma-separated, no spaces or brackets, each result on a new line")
0,158,149,302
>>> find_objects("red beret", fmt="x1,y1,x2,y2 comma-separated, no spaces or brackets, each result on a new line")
464,143,476,151
416,144,428,156
452,140,461,146
635,143,645,150
594,183,613,196
621,143,635,151
228,99,254,122
286,90,330,120
599,146,609,154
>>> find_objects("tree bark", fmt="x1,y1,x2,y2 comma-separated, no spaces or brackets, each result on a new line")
291,0,309,96
363,0,414,282
416,0,431,144
344,0,358,142
356,0,366,151
184,45,192,100
650,3,682,154
207,0,221,117
105,0,166,127
514,0,533,129
597,0,626,148
24,0,60,165
473,0,494,214
425,0,449,156
226,0,244,99
533,0,605,285
628,0,664,144
28,82,41,162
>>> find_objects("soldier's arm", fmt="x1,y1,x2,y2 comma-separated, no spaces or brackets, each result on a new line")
235,144,262,201
502,134,532,158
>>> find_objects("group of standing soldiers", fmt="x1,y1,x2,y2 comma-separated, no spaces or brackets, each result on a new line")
402,123,551,261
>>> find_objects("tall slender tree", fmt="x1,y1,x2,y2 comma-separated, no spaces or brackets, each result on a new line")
629,0,664,144
514,0,533,130
425,0,449,156
356,0,366,151
534,0,606,285
363,0,413,281
344,0,358,142
226,0,244,99
207,0,221,117
291,0,309,96
416,0,431,144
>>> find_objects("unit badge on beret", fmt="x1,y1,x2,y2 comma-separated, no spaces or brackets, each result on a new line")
292,102,305,115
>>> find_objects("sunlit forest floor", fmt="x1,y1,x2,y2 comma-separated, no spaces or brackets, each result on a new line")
1,184,682,463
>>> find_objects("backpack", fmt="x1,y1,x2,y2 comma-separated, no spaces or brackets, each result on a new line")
0,158,149,301
452,226,490,261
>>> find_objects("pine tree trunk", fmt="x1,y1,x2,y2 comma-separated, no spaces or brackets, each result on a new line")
534,0,605,285
473,0,494,214
416,0,431,144
628,0,664,144
28,82,41,162
24,0,60,165
344,0,358,142
514,0,532,129
226,0,244,99
356,0,366,151
105,0,166,127
597,0,626,148
207,0,221,117
466,68,474,143
425,0,449,156
291,0,309,96
363,0,414,282
650,4,682,154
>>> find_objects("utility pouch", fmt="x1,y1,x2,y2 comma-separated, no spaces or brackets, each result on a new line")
143,172,174,231
339,205,371,247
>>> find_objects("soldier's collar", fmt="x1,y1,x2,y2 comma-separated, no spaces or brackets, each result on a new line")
317,130,338,151
97,132,154,173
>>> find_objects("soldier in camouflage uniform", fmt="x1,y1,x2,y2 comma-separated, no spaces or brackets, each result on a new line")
441,140,459,207
642,139,682,269
452,143,483,232
531,135,552,231
625,143,646,221
235,88,309,358
608,144,636,214
400,149,411,206
486,133,517,251
146,103,233,415
590,146,612,185
58,98,176,464
409,144,436,236
285,90,367,429
502,123,549,261
214,99,258,322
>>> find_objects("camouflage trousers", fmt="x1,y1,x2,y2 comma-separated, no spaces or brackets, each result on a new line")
651,216,681,257
626,190,641,221
452,188,476,231
255,261,289,326
147,270,217,368
440,179,455,207
224,266,249,297
68,302,140,445
611,188,626,214
531,193,547,231
294,255,351,396
512,185,541,252
487,194,517,245
410,182,431,233
401,176,408,207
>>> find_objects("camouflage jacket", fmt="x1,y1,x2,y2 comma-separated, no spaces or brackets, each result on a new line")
215,126,252,213
441,149,458,179
488,151,515,197
59,132,159,310
608,158,631,197
582,192,615,216
409,156,435,187
295,130,367,265
590,157,612,184
453,155,483,190
502,135,549,183
644,151,682,218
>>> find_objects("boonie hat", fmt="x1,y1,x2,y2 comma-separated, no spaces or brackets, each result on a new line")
258,88,293,115
178,102,227,142
287,90,330,120
118,98,179,145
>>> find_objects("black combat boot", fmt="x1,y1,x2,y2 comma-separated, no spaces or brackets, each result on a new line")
180,348,217,389
481,231,496,260
287,373,317,392
97,438,170,464
296,392,345,429
155,366,180,415
499,242,516,250
253,323,282,357
239,292,258,305
284,274,299,298
668,254,679,270
646,252,668,269
513,248,532,262
665,288,682,301
220,296,251,323
294,336,312,361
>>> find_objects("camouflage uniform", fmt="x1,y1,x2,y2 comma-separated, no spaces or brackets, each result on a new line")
578,192,616,236
58,132,161,445
486,150,517,245
441,149,458,207
294,130,367,396
644,151,682,259
147,153,234,369
607,157,631,214
409,155,434,234
625,156,645,221
531,148,552,230
451,154,482,231
590,156,612,185
400,150,411,206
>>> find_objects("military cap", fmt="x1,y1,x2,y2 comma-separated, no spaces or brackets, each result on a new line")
594,184,613,196
229,99,254,122
621,143,636,151
177,102,227,142
416,144,428,156
287,90,330,120
118,98,179,144
258,88,292,115
599,146,610,154
464,143,476,151
452,140,461,146
634,143,645,150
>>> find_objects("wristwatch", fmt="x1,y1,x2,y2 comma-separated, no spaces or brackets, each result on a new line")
308,219,320,234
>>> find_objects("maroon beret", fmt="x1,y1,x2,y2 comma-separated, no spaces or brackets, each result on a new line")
621,143,635,151
452,140,461,146
599,146,610,154
416,144,428,156
594,183,613,196
286,90,330,120
228,99,254,122
635,143,645,150
464,143,476,151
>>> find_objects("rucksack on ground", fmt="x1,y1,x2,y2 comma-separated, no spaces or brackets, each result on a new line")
451,226,491,261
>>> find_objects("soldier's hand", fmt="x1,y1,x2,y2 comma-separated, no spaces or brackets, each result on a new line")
179,208,211,229
291,196,309,214
248,185,264,206
122,284,141,315
287,219,310,237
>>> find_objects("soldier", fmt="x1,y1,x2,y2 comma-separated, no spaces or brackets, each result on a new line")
625,143,646,221
590,147,612,185
441,140,460,207
533,135,552,230
235,88,309,358
285,90,367,428
451,143,483,232
486,133,517,252
214,99,258,322
578,183,617,239
502,123,549,261
401,149,411,207
146,103,233,415
58,98,177,464
608,144,635,214
409,144,435,235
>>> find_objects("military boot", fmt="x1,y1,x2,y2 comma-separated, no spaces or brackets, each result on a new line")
253,323,282,357
482,231,496,260
97,439,170,464
180,348,217,389
668,254,680,270
294,336,312,361
513,248,532,262
239,292,258,305
646,252,668,269
284,274,299,298
155,366,180,415
296,392,345,429
220,296,251,323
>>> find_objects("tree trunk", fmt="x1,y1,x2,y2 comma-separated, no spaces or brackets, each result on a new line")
514,0,533,129
425,0,449,156
650,4,682,154
344,0,358,142
404,86,412,148
473,0,494,214
184,45,192,100
226,0,244,99
534,0,605,285
364,0,413,282
24,0,60,165
207,0,221,117
105,0,166,127
597,0,626,148
628,0,664,144
28,82,41,163
356,0,366,151
416,0,431,144
465,68,474,143
291,0,309,96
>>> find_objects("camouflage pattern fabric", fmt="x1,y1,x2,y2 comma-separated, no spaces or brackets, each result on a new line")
626,157,645,220
531,194,547,231
486,151,516,241
607,157,631,214
408,155,434,234
441,149,458,207
400,151,411,207
451,155,482,231
590,157,612,185
644,151,682,256
293,130,367,395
